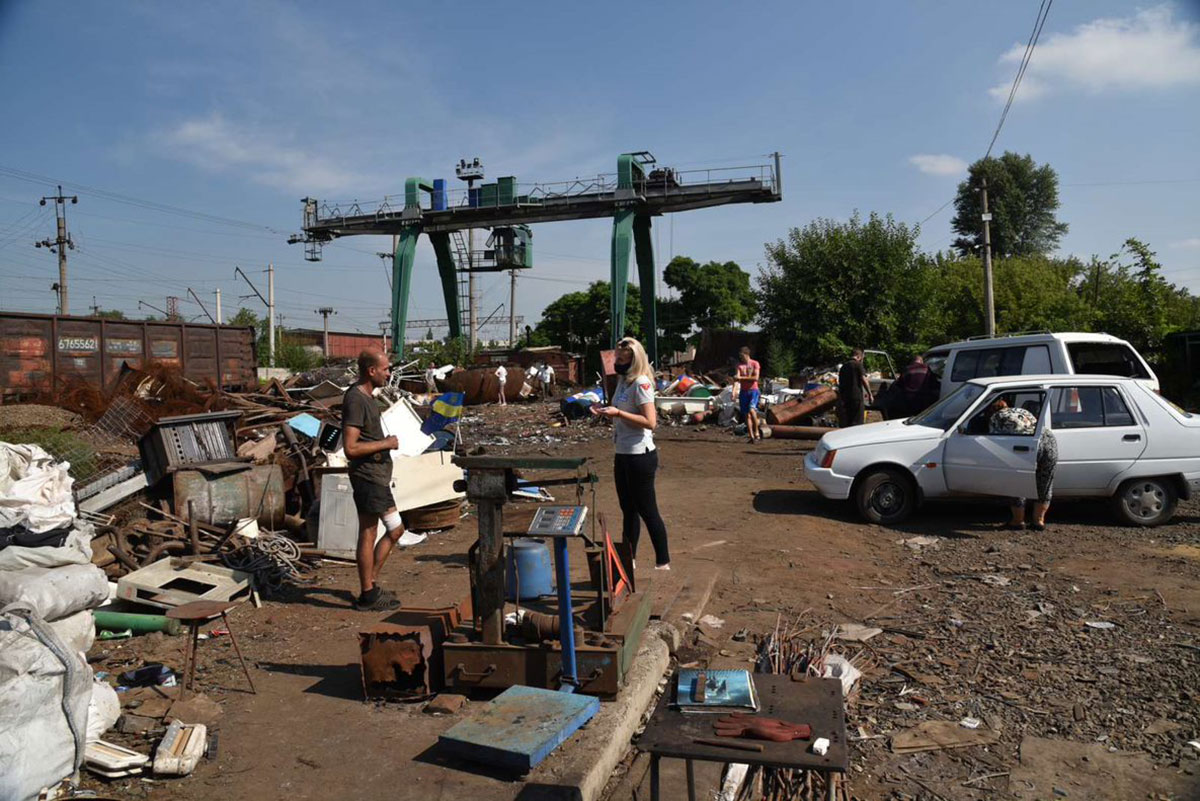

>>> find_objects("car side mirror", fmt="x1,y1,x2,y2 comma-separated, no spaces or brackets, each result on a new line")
956,425,967,435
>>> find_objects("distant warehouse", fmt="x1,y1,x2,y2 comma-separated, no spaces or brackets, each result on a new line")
0,312,257,400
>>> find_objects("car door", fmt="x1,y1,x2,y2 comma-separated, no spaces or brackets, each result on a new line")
1046,384,1148,494
942,387,1046,499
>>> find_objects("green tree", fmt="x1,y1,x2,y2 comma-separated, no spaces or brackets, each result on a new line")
662,257,757,335
758,212,926,364
424,327,435,341
1077,238,1199,356
535,281,643,370
94,309,126,320
952,152,1068,258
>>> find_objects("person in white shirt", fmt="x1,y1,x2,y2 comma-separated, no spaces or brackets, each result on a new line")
424,365,437,395
541,363,555,398
590,337,670,570
495,364,508,406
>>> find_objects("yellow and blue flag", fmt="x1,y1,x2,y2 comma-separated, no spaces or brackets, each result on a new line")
421,392,465,435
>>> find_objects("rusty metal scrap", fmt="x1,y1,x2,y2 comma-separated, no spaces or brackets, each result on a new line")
359,624,436,700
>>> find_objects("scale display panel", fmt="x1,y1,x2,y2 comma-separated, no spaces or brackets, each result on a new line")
526,505,589,537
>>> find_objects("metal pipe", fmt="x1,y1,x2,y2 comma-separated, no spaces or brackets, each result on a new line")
554,536,578,691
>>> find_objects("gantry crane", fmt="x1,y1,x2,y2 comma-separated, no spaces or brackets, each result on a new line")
295,151,781,362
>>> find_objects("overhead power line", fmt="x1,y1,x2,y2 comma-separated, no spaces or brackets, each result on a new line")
986,0,1053,159
0,164,287,234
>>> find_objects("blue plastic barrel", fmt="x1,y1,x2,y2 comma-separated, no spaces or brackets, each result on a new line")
506,538,553,600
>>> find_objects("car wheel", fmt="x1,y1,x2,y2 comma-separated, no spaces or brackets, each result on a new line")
1112,477,1177,527
855,467,916,525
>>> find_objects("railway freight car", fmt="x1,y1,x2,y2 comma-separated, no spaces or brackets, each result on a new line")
0,312,257,400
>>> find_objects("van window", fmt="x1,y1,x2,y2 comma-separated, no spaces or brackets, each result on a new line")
951,346,1026,381
1067,343,1150,379
924,350,949,378
1021,345,1052,374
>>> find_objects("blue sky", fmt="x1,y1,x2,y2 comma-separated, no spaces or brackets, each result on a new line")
1,1,1198,340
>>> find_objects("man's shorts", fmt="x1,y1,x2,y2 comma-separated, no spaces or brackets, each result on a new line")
350,476,394,516
739,388,761,418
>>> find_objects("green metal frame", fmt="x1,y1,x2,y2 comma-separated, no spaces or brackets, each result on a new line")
389,182,463,357
389,154,662,363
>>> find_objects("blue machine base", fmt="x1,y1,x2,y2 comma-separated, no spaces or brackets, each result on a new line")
438,685,600,773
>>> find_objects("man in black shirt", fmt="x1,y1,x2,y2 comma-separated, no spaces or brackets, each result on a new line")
342,349,405,610
836,348,872,428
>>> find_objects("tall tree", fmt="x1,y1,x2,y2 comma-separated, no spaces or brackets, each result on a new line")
952,152,1068,258
534,281,642,362
758,212,925,364
662,257,757,333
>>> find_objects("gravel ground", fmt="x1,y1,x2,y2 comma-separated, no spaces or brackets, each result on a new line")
0,402,84,432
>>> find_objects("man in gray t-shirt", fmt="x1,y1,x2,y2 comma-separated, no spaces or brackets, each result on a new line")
341,350,405,610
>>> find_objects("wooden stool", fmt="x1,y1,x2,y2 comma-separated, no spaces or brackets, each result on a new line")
167,600,256,699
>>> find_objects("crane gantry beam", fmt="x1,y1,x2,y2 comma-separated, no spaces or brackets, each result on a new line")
296,152,781,362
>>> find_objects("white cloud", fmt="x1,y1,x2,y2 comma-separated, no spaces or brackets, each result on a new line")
989,4,1200,100
1170,237,1200,249
908,154,968,176
159,114,368,195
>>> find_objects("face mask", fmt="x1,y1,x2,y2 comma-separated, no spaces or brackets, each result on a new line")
614,362,631,375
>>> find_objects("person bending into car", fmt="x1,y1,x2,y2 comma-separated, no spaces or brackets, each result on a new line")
987,397,1058,532
342,349,407,610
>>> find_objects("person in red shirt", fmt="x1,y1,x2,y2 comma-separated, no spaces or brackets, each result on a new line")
734,346,762,443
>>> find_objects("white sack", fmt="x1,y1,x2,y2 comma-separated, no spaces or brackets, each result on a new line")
0,606,91,801
85,680,120,743
0,522,95,572
0,564,109,622
0,443,76,533
47,609,95,655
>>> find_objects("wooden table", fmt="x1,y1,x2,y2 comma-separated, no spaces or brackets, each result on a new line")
636,674,847,801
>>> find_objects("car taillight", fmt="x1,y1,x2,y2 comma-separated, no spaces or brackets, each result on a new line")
821,449,837,469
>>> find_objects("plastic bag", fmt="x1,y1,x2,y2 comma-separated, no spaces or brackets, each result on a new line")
0,605,91,801
0,522,95,571
86,680,120,743
0,443,76,534
0,564,109,622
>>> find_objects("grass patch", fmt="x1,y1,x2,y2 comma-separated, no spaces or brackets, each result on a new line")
2,426,101,478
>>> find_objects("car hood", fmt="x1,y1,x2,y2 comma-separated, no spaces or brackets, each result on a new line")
818,419,942,450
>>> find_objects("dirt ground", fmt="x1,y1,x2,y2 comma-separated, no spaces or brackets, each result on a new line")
81,401,1200,801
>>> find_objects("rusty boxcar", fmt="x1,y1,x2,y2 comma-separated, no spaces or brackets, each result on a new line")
0,312,258,400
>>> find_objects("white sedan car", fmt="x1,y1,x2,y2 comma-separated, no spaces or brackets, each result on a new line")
804,375,1200,526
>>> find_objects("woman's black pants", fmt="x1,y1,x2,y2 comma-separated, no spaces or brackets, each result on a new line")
613,450,670,565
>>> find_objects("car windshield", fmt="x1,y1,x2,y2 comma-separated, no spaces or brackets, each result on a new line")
906,382,986,431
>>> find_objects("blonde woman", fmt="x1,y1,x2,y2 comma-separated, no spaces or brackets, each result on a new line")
590,337,670,569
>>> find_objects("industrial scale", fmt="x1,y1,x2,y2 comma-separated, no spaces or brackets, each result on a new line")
444,455,652,697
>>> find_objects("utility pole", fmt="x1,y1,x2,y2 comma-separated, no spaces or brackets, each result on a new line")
379,320,390,354
89,296,101,316
34,186,77,314
509,268,517,347
456,157,484,351
235,265,276,367
315,307,336,358
215,288,222,324
980,176,996,337
166,296,181,321
268,263,275,368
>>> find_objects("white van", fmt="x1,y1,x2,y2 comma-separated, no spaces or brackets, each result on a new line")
923,332,1159,400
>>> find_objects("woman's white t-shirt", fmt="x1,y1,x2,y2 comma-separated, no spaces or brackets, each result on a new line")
612,375,656,454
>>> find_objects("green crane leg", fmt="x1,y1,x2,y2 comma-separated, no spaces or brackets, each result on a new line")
391,226,419,358
633,214,658,366
610,209,634,348
429,233,462,341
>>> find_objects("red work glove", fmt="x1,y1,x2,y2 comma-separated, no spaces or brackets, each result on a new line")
713,713,812,742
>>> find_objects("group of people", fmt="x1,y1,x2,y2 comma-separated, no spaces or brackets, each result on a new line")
339,341,1055,610
491,361,556,405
